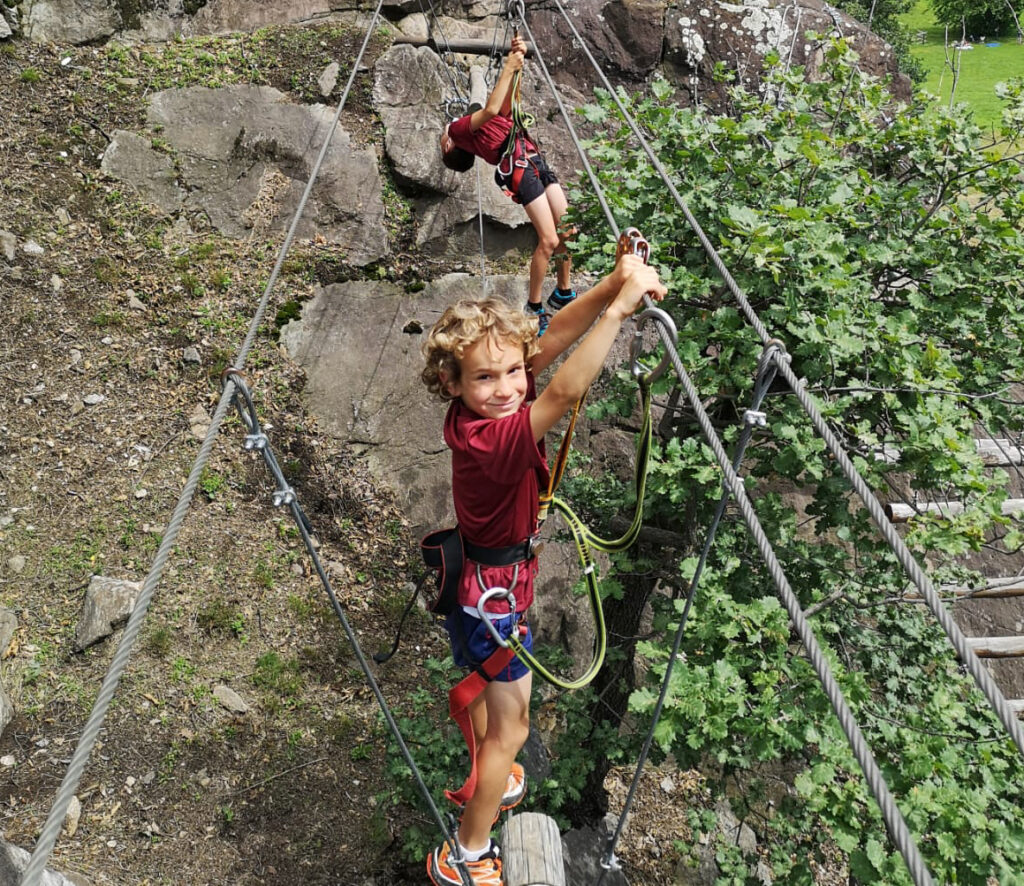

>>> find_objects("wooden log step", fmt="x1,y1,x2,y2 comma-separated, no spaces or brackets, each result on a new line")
500,812,565,886
1009,700,1024,716
872,439,1024,466
886,498,1024,523
965,636,1024,658
392,36,535,57
904,578,1024,600
976,439,1024,465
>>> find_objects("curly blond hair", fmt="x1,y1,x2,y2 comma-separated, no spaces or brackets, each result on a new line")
421,296,541,400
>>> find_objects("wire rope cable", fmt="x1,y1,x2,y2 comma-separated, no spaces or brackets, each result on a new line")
547,0,1024,761
19,4,388,883
517,12,934,884
224,372,473,886
596,344,783,881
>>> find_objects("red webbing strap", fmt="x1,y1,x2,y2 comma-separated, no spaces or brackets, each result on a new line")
443,624,527,806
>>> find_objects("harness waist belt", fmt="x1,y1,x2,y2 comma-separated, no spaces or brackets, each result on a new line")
464,535,537,567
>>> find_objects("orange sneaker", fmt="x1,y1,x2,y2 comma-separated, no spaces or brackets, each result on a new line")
427,839,503,886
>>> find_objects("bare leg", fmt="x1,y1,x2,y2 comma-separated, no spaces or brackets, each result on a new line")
457,673,532,851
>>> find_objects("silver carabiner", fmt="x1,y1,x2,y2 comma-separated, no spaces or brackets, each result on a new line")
630,306,678,385
475,570,519,648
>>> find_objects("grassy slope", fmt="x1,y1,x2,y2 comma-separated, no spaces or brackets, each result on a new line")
901,0,1024,127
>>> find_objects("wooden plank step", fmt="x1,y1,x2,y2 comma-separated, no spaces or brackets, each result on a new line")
886,498,1024,523
500,812,565,886
965,636,1024,658
1009,700,1024,716
873,439,1024,466
904,578,1024,600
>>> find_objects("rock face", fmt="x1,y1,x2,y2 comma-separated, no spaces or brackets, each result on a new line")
278,276,601,663
145,85,388,264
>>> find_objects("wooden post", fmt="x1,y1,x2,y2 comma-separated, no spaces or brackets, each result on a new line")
871,438,1024,466
886,498,1024,523
965,636,1024,658
392,36,534,57
500,812,566,886
468,66,488,113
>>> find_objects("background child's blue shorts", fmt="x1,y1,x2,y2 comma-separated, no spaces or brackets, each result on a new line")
444,609,533,683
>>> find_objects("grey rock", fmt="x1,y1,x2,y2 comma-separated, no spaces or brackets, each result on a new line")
24,0,118,45
82,394,105,406
147,85,387,264
6,556,25,576
0,608,17,655
0,684,12,738
562,819,629,886
0,17,10,40
73,575,142,652
182,346,201,365
0,231,15,262
101,130,183,215
0,836,88,885
318,61,340,98
213,684,250,714
662,0,911,104
22,240,44,256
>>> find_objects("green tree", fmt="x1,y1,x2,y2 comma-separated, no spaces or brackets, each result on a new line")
931,0,1022,37
562,38,1024,883
833,0,927,81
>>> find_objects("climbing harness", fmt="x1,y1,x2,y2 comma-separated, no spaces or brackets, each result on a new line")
494,4,538,202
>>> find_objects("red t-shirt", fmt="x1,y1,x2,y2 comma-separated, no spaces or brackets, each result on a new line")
444,372,549,613
448,112,538,167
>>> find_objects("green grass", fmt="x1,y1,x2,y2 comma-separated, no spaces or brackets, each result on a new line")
901,0,1024,127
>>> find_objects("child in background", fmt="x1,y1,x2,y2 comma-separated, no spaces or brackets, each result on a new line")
440,35,576,335
420,252,666,885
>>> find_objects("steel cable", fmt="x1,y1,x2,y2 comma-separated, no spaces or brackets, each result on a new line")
518,10,934,883
547,0,1024,763
224,372,471,886
597,345,783,882
20,3,388,882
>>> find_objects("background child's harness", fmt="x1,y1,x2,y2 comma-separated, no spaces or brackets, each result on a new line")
494,68,537,203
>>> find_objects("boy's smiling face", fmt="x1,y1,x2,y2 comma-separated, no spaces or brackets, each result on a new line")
446,334,528,419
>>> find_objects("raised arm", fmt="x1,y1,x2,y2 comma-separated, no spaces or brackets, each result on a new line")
529,257,667,442
467,37,526,131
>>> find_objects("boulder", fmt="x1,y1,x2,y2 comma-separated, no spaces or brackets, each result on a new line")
146,85,388,264
100,130,183,215
72,575,142,652
24,0,117,45
0,836,89,886
663,0,911,105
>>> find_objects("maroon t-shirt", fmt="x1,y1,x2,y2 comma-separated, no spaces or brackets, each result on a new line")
444,373,549,613
448,112,537,166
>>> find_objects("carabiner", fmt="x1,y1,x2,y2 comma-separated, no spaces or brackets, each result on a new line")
475,578,519,648
615,227,650,264
630,307,678,384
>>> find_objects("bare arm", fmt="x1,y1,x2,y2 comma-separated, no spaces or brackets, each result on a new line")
529,260,666,442
468,38,526,131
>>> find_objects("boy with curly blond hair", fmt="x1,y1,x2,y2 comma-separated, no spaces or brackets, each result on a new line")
422,252,666,886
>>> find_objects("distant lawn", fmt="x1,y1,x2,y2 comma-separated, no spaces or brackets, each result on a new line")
900,0,1024,128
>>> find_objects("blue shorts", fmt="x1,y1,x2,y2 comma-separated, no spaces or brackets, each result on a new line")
445,609,533,683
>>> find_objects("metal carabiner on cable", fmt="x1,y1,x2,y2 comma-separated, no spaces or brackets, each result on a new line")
630,307,678,384
615,228,678,384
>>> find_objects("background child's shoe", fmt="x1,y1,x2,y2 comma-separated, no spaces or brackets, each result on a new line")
547,287,577,311
524,300,550,336
427,839,502,886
